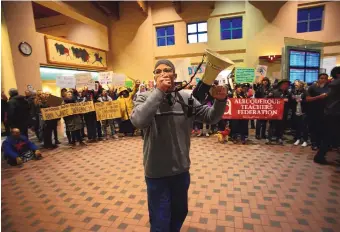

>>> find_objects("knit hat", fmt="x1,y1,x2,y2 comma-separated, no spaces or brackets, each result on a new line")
154,60,176,73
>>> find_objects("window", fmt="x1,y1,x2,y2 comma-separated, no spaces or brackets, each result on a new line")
297,6,324,33
220,17,242,40
187,22,208,43
156,25,175,47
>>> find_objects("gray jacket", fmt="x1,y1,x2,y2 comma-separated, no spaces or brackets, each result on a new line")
131,88,226,178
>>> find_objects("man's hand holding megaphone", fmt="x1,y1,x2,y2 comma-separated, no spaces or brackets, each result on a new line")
210,85,228,101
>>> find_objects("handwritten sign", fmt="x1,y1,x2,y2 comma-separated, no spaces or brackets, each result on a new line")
41,102,95,120
255,65,267,79
41,106,61,120
112,73,126,87
56,76,76,88
75,73,95,89
95,101,121,121
235,68,255,83
98,72,113,85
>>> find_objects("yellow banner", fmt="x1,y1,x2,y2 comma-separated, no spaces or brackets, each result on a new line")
41,102,95,120
95,101,121,121
41,106,61,120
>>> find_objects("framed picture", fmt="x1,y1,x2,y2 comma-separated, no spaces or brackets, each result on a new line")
44,35,108,70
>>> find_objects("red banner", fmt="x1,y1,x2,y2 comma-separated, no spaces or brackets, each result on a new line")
222,98,284,120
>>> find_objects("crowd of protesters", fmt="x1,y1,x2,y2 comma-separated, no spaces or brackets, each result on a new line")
2,66,339,166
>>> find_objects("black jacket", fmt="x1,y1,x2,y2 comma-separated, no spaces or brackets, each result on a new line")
325,79,340,116
255,85,273,98
7,95,30,128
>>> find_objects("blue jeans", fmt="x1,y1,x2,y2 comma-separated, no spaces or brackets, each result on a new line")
145,171,190,232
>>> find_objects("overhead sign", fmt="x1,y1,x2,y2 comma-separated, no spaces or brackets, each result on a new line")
235,68,255,83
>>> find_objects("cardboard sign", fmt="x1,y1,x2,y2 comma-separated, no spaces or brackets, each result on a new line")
41,102,95,120
235,68,255,83
125,80,133,88
56,76,76,88
70,101,95,115
222,98,284,120
41,106,61,120
95,101,121,121
75,73,93,89
98,72,113,85
112,73,126,87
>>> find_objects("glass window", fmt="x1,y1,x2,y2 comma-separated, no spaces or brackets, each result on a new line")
220,17,242,40
187,22,207,44
297,6,324,33
156,25,175,47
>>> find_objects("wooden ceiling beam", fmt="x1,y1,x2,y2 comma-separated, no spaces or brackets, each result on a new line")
172,1,182,14
137,1,148,16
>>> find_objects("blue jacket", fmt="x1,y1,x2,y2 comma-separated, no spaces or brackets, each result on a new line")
2,135,38,159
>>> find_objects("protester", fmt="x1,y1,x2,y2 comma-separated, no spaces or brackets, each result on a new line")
83,87,98,142
2,128,42,166
131,59,227,232
291,80,309,147
1,91,9,136
307,73,329,150
254,77,272,139
231,83,249,144
266,80,291,145
7,88,30,137
314,66,340,164
117,82,138,136
63,91,86,146
98,89,119,140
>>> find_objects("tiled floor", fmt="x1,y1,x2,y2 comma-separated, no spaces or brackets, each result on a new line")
2,135,340,232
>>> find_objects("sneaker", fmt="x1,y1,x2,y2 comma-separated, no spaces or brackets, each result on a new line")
301,142,308,147
255,135,261,140
55,140,61,145
197,132,202,137
312,146,318,151
112,134,119,140
294,140,300,146
278,139,283,145
265,139,271,145
313,157,328,165
79,141,87,146
205,133,210,137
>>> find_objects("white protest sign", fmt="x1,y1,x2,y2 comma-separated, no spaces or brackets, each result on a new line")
75,73,93,89
56,76,76,88
112,73,126,87
98,72,113,85
322,57,336,75
255,65,268,78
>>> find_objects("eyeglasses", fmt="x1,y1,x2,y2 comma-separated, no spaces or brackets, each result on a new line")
153,68,173,75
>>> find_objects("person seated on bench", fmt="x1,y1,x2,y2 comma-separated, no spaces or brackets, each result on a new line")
2,128,42,166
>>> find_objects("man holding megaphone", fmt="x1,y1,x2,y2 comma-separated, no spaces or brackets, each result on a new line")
131,54,232,232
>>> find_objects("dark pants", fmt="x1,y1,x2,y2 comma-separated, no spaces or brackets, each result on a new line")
250,120,255,129
268,120,284,141
217,119,228,131
145,172,190,232
51,119,58,142
84,112,97,140
231,120,248,140
315,115,340,161
96,121,103,138
43,121,53,147
71,129,82,143
294,114,308,141
256,120,267,138
309,113,324,147
66,131,72,144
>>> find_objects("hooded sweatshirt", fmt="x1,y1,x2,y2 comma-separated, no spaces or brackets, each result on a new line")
7,95,30,128
131,88,226,178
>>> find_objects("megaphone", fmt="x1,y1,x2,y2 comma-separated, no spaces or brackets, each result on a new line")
192,49,234,102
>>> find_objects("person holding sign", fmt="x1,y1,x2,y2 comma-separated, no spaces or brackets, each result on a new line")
130,60,227,232
98,90,119,140
63,91,86,146
117,81,139,136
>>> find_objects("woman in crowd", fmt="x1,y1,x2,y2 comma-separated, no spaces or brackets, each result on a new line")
231,83,248,144
307,73,329,150
82,87,98,143
98,89,119,140
117,82,138,136
63,91,86,146
291,80,308,147
254,77,272,139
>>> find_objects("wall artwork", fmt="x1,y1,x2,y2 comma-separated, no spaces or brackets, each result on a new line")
44,35,108,70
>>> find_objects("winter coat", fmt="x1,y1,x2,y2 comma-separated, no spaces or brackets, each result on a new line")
325,78,340,116
2,135,37,159
62,99,82,131
118,87,137,121
7,95,30,128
